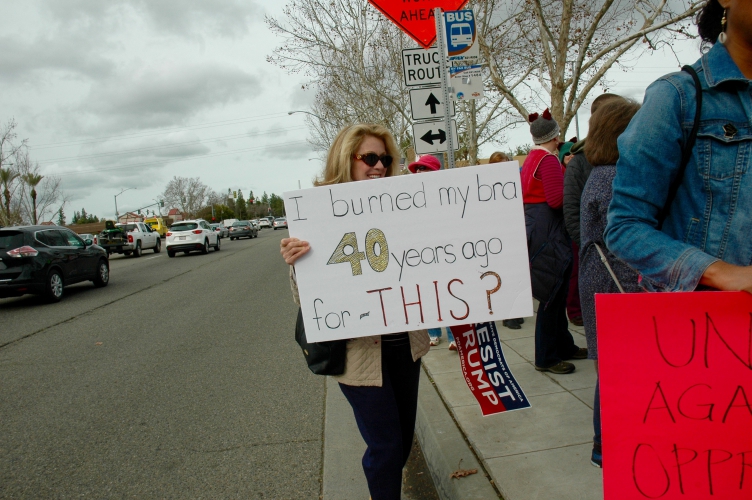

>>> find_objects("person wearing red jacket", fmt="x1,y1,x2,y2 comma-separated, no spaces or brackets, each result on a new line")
520,109,587,374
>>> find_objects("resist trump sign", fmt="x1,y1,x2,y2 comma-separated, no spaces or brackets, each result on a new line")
284,162,533,342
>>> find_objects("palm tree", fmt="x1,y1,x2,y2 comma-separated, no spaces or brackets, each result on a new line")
0,168,19,225
21,173,43,224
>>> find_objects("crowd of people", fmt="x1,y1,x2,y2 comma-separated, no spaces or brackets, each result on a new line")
280,0,750,497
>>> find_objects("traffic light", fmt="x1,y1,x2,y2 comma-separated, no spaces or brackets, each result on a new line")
233,191,237,198
212,217,216,221
160,200,164,207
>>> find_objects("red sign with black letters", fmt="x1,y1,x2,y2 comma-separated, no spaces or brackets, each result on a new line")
367,0,469,49
597,291,752,499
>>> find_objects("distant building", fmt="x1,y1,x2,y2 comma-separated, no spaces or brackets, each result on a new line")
167,208,184,221
117,212,144,223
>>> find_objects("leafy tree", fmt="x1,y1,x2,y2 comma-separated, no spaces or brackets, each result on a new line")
14,149,67,225
57,207,66,226
80,208,88,222
269,194,285,217
236,190,247,220
0,167,19,225
21,172,43,225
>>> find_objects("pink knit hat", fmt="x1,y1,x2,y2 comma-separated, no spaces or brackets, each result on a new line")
408,155,441,173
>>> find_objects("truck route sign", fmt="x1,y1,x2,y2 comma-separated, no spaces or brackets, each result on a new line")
402,47,442,87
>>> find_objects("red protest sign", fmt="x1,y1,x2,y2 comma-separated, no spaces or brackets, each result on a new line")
597,292,752,499
367,0,469,49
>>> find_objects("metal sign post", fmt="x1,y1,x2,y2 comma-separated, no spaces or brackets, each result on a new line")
434,7,455,169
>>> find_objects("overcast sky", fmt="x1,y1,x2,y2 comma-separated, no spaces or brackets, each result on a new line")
0,1,703,221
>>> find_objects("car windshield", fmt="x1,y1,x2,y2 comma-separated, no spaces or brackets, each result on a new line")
211,224,219,228
146,222,157,227
232,222,247,227
275,218,285,221
118,224,137,232
171,222,198,232
0,231,24,250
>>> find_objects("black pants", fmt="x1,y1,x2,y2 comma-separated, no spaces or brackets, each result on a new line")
534,265,578,367
338,339,421,500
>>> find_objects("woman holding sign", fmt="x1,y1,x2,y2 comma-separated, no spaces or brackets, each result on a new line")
280,123,430,500
606,0,752,295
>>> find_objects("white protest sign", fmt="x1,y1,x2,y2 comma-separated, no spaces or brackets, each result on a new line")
283,163,533,342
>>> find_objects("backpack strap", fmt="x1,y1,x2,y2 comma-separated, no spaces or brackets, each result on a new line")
657,65,702,229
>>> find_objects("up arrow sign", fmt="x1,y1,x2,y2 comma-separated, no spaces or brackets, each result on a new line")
425,93,440,114
409,86,455,121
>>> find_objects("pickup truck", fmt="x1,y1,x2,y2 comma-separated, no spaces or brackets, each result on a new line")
98,221,162,257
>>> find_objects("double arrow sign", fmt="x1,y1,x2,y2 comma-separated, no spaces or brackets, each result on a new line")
410,87,458,155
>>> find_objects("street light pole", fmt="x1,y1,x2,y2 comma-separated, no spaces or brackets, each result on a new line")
114,187,136,221
287,110,336,127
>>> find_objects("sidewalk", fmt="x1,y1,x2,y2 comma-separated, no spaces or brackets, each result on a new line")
417,313,604,500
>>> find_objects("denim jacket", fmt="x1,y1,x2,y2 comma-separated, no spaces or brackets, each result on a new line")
605,43,752,292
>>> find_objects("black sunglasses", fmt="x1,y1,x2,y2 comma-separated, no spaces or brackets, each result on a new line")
354,152,393,168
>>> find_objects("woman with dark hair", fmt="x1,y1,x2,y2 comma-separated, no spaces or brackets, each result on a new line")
280,124,430,500
578,98,642,468
606,0,752,295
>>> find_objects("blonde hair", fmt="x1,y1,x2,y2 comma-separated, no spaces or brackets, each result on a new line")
314,124,399,186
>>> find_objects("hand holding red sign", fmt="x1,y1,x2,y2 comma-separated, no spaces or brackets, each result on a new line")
367,0,469,48
597,292,752,499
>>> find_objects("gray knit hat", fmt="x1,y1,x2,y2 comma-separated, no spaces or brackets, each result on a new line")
529,109,560,144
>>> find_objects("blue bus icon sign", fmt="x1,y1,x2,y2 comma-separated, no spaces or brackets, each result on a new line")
444,10,478,60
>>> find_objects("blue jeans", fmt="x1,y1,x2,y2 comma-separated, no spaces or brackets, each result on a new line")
427,327,454,342
338,340,421,500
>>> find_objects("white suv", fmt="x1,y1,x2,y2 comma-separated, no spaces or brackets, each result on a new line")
166,219,220,257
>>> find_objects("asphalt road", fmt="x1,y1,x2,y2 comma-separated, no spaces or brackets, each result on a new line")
0,228,325,498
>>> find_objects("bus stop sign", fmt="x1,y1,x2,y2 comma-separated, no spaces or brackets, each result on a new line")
367,0,469,49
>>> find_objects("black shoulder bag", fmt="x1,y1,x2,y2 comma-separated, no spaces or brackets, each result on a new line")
656,65,703,229
295,307,347,375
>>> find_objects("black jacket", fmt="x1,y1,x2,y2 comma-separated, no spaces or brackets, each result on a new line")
525,202,572,308
562,139,593,247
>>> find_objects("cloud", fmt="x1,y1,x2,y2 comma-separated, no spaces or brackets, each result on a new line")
43,0,262,39
79,62,260,132
0,34,115,84
261,140,315,160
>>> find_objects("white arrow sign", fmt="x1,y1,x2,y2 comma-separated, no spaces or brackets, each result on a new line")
409,87,455,121
412,119,459,155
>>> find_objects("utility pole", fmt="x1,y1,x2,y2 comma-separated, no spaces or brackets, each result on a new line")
434,7,455,169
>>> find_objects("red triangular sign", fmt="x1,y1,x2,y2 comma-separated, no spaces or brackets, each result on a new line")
367,0,470,49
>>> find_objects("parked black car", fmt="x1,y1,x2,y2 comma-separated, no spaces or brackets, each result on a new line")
0,225,109,302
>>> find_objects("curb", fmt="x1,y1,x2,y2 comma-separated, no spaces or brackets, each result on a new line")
415,367,501,500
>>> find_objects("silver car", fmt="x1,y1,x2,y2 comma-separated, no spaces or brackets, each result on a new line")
210,223,229,238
